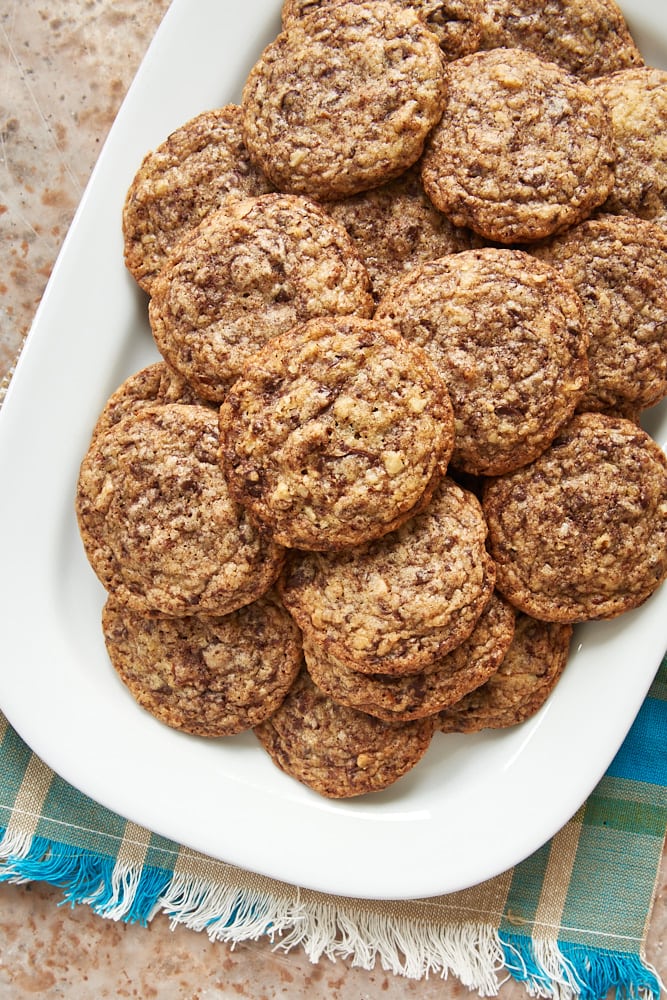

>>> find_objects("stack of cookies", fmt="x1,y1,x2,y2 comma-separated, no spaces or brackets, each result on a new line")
76,0,667,799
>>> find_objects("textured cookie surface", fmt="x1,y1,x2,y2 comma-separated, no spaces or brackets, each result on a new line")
149,194,374,402
478,0,643,80
532,215,667,414
376,248,589,475
326,166,477,300
281,0,482,61
242,1,446,200
102,593,303,737
420,48,615,243
76,404,285,617
590,67,667,224
254,669,435,797
483,413,667,622
122,106,272,293
304,592,515,721
438,615,572,732
219,315,455,551
279,476,495,673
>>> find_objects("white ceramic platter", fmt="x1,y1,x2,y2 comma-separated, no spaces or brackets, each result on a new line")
0,0,666,900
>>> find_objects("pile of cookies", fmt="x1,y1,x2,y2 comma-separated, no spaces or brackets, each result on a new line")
76,0,667,799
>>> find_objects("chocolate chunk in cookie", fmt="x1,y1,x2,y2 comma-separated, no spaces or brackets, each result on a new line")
532,214,667,415
242,1,446,200
483,413,667,622
149,194,374,402
376,248,589,476
438,614,572,732
122,106,273,294
219,315,455,551
279,476,496,674
254,668,435,797
102,592,303,737
76,404,285,617
304,592,515,720
421,48,615,243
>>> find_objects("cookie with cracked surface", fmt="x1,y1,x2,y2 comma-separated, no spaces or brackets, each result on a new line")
589,67,667,224
326,165,478,300
76,403,285,617
478,0,643,80
219,315,455,551
148,194,374,402
281,0,482,62
241,1,446,200
90,362,213,443
254,668,435,797
420,47,615,244
483,413,667,622
102,592,303,738
376,248,589,476
437,614,572,733
279,476,496,674
304,592,515,721
122,106,273,294
531,215,667,415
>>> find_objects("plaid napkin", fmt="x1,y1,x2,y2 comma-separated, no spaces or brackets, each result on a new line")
0,656,664,998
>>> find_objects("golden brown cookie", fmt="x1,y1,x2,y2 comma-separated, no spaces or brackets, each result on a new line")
102,592,303,737
325,166,478,300
254,668,435,797
281,0,482,62
420,47,615,243
304,592,515,721
589,67,667,224
437,614,572,733
531,215,667,415
148,194,374,402
90,362,213,443
478,0,643,80
376,248,589,476
76,404,285,617
279,476,496,674
483,413,667,622
219,315,455,551
241,1,446,200
122,106,273,294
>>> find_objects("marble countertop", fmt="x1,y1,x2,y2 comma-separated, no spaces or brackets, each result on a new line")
1,2,665,996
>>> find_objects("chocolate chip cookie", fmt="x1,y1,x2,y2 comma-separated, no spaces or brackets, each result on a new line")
421,47,615,243
102,592,303,737
149,193,374,402
483,413,667,622
219,315,455,551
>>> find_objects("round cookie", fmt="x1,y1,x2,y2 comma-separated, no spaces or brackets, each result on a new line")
281,0,482,62
478,0,643,80
304,592,516,721
279,476,496,674
437,614,572,733
589,67,667,224
241,1,446,200
148,194,374,402
90,362,213,443
326,165,478,300
376,248,589,476
76,403,285,617
531,215,667,415
219,315,455,551
122,106,273,294
102,592,303,738
483,413,667,622
420,47,615,243
253,668,435,798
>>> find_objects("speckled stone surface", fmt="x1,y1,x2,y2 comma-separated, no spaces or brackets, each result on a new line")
0,2,664,997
